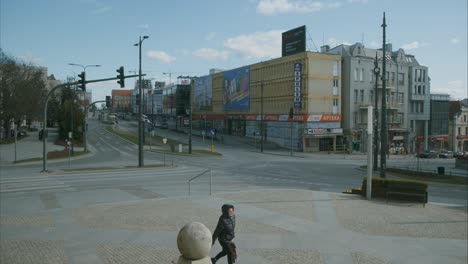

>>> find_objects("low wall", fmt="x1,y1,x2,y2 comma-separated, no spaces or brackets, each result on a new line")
455,158,468,170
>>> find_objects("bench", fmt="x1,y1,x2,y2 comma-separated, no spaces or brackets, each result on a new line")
386,183,428,206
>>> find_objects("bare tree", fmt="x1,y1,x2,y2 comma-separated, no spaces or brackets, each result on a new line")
0,50,47,139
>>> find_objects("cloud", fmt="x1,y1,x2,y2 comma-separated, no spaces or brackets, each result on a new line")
90,6,112,15
206,32,216,41
432,80,467,100
450,38,460,44
347,0,368,3
147,51,176,63
224,30,283,59
193,48,229,61
137,24,149,29
401,41,429,50
326,37,351,48
256,0,340,15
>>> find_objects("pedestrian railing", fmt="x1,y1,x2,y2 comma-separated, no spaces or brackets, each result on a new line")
188,169,212,196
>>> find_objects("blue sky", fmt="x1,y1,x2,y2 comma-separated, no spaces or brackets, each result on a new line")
1,0,467,102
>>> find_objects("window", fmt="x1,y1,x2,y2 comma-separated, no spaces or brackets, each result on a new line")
360,90,364,102
333,98,338,106
354,68,359,81
458,127,461,135
370,90,374,103
390,72,395,85
354,90,358,103
333,61,339,76
353,112,358,125
333,79,339,87
360,68,364,82
466,127,468,135
464,115,466,122
398,73,404,85
370,70,374,82
397,92,404,103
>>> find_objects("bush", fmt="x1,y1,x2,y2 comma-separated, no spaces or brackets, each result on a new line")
361,177,428,202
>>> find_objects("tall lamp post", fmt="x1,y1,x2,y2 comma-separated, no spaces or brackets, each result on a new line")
380,12,387,178
134,35,149,167
68,63,101,154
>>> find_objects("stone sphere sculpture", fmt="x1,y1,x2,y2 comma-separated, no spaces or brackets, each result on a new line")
177,222,212,260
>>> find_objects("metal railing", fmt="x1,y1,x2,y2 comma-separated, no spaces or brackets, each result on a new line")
188,169,212,196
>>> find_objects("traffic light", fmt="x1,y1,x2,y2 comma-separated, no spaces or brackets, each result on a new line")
78,71,86,91
106,96,111,108
116,66,125,88
289,107,294,119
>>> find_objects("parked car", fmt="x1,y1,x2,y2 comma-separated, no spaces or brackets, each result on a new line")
439,151,454,158
160,122,169,129
453,151,466,158
418,151,437,158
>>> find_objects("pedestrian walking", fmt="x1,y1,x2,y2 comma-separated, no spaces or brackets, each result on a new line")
211,204,237,264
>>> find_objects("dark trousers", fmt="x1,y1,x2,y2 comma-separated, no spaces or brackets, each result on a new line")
214,240,234,264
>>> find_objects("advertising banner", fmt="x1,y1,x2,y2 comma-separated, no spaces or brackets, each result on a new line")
223,66,250,111
194,75,213,111
282,25,306,57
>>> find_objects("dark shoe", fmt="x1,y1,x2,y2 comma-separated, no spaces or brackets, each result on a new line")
211,258,217,264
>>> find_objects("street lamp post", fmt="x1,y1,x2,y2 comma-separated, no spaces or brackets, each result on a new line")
134,36,149,167
380,12,387,178
68,63,101,153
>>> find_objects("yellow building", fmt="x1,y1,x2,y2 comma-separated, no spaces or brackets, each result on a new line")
191,51,343,152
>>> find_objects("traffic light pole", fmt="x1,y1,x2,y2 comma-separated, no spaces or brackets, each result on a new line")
42,73,144,172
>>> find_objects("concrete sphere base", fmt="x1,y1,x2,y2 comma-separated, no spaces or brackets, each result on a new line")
175,256,212,264
177,222,212,260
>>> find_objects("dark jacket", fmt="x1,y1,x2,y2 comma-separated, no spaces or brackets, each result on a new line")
212,204,236,244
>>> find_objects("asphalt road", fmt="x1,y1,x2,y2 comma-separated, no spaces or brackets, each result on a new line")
1,117,466,206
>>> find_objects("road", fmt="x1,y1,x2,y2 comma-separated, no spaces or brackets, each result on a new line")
1,116,466,206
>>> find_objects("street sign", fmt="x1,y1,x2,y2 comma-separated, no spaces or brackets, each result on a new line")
210,129,216,136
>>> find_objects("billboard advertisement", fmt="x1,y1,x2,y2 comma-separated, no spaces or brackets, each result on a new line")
282,25,306,57
223,66,250,111
194,75,213,111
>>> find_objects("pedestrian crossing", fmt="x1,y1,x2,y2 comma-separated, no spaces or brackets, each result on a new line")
0,174,71,194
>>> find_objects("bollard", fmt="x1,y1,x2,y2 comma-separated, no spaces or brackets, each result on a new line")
175,222,212,264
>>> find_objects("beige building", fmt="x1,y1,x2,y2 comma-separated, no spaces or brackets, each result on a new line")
449,100,468,152
191,51,343,152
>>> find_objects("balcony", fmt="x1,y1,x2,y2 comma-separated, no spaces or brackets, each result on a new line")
410,94,427,101
376,80,395,90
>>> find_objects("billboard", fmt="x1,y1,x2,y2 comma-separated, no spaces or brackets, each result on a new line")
223,66,250,111
194,75,213,111
282,25,306,57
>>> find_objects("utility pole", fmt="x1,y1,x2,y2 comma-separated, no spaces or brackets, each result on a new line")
380,12,387,178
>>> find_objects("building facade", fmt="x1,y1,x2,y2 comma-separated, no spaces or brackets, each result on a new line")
187,51,342,152
449,100,468,153
429,94,450,151
326,42,429,154
111,90,132,112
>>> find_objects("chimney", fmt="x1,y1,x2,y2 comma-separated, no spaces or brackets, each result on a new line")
320,45,330,53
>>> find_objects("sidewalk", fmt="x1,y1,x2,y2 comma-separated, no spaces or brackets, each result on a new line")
0,188,466,264
0,129,75,166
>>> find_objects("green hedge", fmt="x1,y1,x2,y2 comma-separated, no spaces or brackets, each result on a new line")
361,177,428,202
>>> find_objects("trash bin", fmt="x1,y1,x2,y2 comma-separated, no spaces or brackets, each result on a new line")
437,166,445,175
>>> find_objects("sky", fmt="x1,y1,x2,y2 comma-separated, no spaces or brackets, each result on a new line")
1,0,467,102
